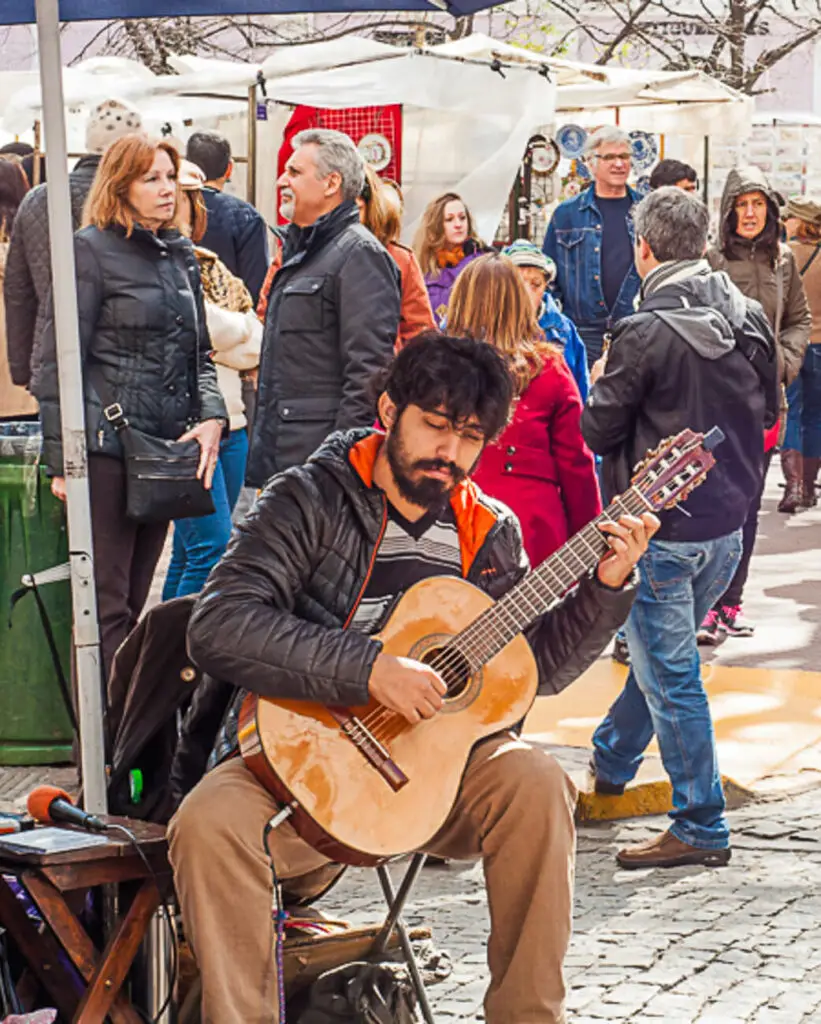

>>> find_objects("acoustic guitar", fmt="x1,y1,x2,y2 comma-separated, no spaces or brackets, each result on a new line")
240,427,723,866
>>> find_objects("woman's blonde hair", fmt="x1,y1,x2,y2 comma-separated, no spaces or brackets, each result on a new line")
413,192,479,278
183,189,208,245
447,252,557,393
359,164,400,247
83,135,181,235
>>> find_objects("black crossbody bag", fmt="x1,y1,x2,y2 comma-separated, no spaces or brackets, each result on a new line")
88,363,215,524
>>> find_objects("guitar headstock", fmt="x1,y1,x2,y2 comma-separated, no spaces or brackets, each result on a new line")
631,427,724,512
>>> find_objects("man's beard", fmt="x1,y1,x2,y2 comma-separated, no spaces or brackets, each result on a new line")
386,426,467,509
279,193,295,221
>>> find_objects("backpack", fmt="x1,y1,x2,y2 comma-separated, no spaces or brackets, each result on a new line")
293,962,417,1024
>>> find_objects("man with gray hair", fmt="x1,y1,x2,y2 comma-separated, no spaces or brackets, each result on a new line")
581,186,779,869
246,128,400,486
543,126,641,366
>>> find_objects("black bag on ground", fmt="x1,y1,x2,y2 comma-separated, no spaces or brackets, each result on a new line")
88,363,215,523
293,962,417,1024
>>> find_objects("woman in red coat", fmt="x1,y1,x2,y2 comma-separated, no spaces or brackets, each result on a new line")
448,252,601,566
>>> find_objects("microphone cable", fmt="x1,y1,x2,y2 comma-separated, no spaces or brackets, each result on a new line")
104,823,178,1024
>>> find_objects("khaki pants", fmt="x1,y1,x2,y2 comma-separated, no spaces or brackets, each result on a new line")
168,733,577,1024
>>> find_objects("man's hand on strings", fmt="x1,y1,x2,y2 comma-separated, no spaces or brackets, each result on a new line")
596,513,660,589
369,653,447,725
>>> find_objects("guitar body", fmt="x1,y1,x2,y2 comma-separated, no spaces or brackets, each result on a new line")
239,576,538,866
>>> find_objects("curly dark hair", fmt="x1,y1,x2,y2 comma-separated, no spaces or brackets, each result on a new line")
373,332,514,442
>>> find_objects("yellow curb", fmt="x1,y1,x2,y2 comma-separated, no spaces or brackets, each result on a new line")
576,774,755,822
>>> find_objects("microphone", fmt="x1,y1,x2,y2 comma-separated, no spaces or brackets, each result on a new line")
26,786,107,833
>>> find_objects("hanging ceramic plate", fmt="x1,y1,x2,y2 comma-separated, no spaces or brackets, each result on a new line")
358,133,392,172
556,124,588,160
629,131,658,171
531,138,561,175
574,159,591,181
635,175,652,197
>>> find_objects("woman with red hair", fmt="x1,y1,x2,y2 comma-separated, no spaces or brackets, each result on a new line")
36,134,226,685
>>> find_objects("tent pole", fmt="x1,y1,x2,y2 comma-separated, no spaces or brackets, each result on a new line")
247,84,257,206
34,0,108,815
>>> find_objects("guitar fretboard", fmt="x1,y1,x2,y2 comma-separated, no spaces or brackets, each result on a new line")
447,487,650,673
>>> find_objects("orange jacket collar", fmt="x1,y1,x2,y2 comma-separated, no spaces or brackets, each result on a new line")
349,432,498,577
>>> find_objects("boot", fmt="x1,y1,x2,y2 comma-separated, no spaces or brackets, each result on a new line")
778,449,805,513
805,457,820,508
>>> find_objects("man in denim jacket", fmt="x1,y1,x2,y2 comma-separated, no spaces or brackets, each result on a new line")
543,126,641,367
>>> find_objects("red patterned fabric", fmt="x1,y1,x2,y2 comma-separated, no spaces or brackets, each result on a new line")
276,105,402,224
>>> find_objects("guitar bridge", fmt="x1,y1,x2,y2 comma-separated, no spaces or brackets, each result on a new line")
328,707,409,792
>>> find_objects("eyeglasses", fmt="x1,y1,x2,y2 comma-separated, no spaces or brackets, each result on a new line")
595,153,633,164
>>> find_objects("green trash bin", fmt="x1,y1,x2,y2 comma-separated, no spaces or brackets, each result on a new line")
0,422,74,765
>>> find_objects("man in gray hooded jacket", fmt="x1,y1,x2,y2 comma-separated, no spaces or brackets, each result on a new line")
581,187,779,870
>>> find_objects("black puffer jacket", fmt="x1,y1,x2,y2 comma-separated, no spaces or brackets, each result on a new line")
582,262,778,543
182,428,636,776
4,155,100,391
36,224,226,476
246,201,400,488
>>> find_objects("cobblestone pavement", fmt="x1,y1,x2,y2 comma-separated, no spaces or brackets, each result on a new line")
321,789,821,1023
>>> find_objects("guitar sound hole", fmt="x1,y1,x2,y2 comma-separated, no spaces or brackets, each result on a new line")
423,646,472,699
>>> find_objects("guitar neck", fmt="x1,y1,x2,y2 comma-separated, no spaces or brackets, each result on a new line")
454,487,649,671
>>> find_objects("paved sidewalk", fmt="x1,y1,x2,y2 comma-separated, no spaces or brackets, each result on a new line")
322,789,821,1023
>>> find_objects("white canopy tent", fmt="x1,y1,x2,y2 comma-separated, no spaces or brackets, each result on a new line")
432,34,753,137
1,38,558,244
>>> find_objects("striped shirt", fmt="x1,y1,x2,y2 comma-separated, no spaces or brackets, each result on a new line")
349,500,463,635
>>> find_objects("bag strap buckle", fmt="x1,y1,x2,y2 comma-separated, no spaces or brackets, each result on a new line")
103,403,128,429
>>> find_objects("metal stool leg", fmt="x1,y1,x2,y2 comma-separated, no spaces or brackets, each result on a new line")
374,854,435,1024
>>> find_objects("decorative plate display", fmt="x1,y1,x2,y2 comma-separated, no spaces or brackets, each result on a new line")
560,171,588,200
635,175,652,197
358,133,392,172
531,138,561,175
556,124,588,159
629,131,658,171
574,159,591,180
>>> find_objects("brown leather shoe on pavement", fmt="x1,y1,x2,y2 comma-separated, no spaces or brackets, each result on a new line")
617,830,731,870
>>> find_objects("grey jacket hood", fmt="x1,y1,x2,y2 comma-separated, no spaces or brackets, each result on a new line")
719,165,783,263
641,262,749,360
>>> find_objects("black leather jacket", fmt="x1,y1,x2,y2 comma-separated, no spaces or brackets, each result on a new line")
582,265,778,543
176,429,635,791
36,223,226,476
246,201,400,487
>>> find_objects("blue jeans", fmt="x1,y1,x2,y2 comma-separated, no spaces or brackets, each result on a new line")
163,429,248,600
592,531,743,849
784,345,821,456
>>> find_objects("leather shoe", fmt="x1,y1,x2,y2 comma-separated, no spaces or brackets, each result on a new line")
617,829,731,870
588,756,625,796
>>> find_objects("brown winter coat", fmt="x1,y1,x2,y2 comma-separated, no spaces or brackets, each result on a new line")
788,238,821,346
706,166,810,398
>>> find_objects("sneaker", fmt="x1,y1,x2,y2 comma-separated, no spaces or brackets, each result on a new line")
719,605,755,638
611,635,630,666
697,609,725,646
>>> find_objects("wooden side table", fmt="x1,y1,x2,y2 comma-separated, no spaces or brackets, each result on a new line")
0,818,169,1023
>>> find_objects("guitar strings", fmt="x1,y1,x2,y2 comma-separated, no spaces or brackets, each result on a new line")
356,488,652,740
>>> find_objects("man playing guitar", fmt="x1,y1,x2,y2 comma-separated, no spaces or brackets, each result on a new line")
169,333,658,1023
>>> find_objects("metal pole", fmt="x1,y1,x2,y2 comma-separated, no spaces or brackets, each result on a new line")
247,84,257,206
34,0,108,815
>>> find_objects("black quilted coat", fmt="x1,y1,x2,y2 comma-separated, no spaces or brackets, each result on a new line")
36,223,226,476
180,429,636,778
